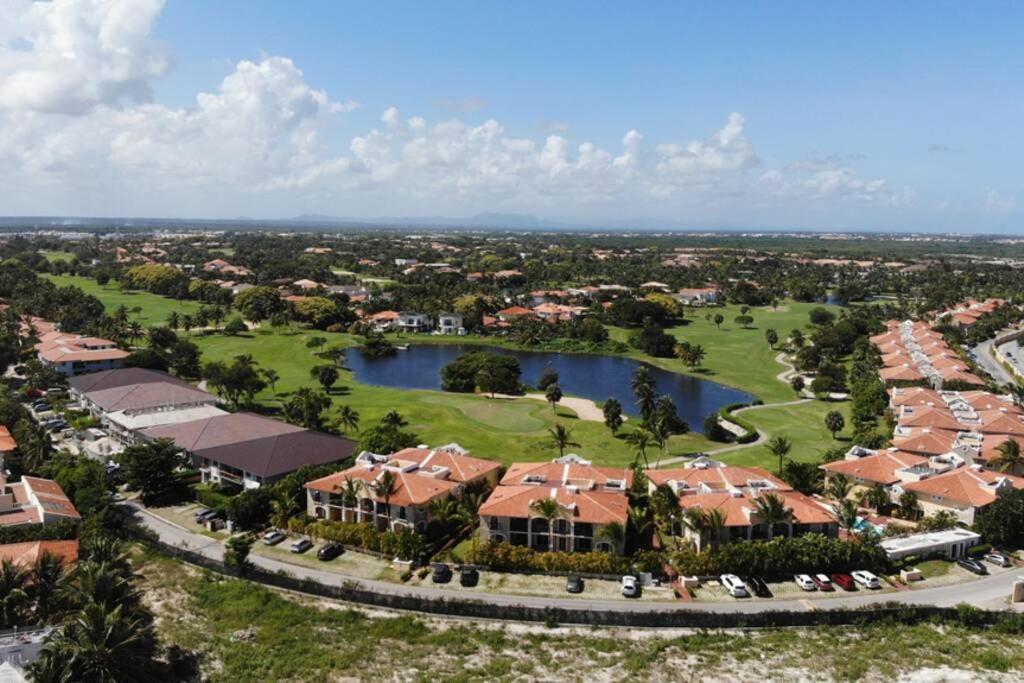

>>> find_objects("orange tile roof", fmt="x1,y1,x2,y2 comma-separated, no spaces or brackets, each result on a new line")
0,540,78,569
977,410,1024,436
388,447,502,483
903,468,1024,508
501,461,632,490
0,427,15,454
879,365,925,382
821,450,928,485
496,306,535,317
676,490,834,527
306,465,459,507
889,388,944,408
646,466,788,492
893,429,957,456
478,485,629,525
898,406,964,432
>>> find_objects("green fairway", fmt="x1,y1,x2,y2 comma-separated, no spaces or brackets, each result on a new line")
191,328,717,466
39,250,78,263
42,273,203,326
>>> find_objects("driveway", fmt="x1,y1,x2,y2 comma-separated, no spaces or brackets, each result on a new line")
129,503,1020,615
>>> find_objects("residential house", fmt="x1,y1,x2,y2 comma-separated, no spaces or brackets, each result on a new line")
0,475,79,529
0,427,15,468
899,466,1024,525
477,456,632,554
495,306,535,322
676,287,721,306
141,412,357,489
366,310,400,332
397,312,432,333
35,331,129,376
305,445,501,532
436,313,464,335
0,540,79,569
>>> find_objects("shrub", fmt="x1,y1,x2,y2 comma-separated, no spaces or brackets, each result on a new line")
468,541,663,575
303,520,428,561
670,534,889,576
193,484,233,513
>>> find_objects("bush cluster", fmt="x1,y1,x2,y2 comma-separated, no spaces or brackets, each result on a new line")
469,540,663,575
671,534,888,576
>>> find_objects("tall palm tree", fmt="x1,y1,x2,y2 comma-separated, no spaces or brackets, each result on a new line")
994,438,1024,474
630,365,656,421
269,490,298,529
547,424,579,457
32,552,71,623
29,603,157,682
0,560,30,628
381,410,408,428
864,484,891,512
337,477,361,522
530,497,560,552
836,498,860,534
898,490,921,520
704,507,728,550
166,311,180,330
752,493,791,540
767,435,792,474
371,470,398,531
626,428,653,468
336,405,360,435
628,506,653,541
127,321,144,347
826,473,851,502
74,561,139,613
260,368,280,396
683,507,710,551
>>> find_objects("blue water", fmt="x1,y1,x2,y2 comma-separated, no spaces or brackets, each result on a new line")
346,345,754,434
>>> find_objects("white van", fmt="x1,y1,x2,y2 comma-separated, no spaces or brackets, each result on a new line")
720,574,749,598
851,570,881,589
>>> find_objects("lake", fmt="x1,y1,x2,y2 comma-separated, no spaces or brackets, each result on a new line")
346,345,754,433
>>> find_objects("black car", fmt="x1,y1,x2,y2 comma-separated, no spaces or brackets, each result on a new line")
745,575,772,598
431,562,452,583
565,575,585,594
459,565,479,587
317,543,344,561
957,558,988,575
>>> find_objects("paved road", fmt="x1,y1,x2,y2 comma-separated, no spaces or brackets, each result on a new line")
972,338,1015,386
129,504,1020,615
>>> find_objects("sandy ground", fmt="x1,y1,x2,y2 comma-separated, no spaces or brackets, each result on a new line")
488,392,614,422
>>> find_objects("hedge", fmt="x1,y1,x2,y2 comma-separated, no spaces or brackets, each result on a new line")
718,403,759,444
193,484,233,513
468,541,664,576
296,518,427,561
671,534,889,577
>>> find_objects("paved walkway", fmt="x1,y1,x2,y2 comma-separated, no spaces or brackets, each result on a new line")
130,503,1019,614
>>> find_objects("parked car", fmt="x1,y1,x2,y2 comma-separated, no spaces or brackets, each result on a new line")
830,573,857,591
290,538,313,554
193,508,218,524
44,388,65,397
621,575,641,598
317,543,344,561
565,575,585,594
31,401,51,412
984,552,1013,568
431,562,452,583
794,574,817,591
262,530,286,546
745,575,772,598
812,574,834,591
720,574,749,598
957,558,988,575
852,570,881,589
459,565,480,587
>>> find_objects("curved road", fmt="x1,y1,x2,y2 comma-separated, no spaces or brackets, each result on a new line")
131,504,1018,615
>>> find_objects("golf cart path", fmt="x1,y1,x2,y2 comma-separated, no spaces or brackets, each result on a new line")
130,503,1019,615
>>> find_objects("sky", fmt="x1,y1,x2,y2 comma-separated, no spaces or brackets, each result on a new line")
0,0,1022,232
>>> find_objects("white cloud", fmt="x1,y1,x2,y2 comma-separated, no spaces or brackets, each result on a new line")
0,0,168,115
758,155,910,207
984,189,1016,214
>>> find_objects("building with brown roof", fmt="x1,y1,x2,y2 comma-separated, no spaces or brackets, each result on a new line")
0,475,79,528
35,331,128,377
141,413,356,489
305,445,500,532
900,466,1024,524
0,427,16,462
0,540,79,569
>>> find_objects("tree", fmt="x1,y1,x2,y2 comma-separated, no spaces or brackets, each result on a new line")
602,398,623,434
224,533,255,574
223,316,247,336
166,311,180,330
358,425,419,454
630,365,657,422
545,384,563,413
116,438,184,504
734,314,754,329
864,484,891,512
780,461,824,495
32,552,71,623
282,387,332,430
790,329,805,349
713,313,724,329
824,410,845,439
897,490,921,520
765,328,779,349
825,473,851,502
836,498,860,534
310,364,339,392
442,351,521,394
530,497,560,552
372,469,398,531
994,438,1024,474
306,336,328,354
752,493,791,540
381,411,408,428
809,307,835,327
202,357,266,408
234,286,286,323
766,435,792,474
790,375,805,396
596,521,625,553
626,428,653,467
0,560,30,628
974,488,1024,547
547,424,579,457
335,405,360,435
537,367,559,391
261,368,280,395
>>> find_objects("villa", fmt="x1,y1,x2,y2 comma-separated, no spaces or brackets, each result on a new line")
35,330,129,376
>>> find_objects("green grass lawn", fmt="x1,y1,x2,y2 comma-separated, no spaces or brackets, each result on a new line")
39,250,78,263
716,399,854,468
43,273,203,326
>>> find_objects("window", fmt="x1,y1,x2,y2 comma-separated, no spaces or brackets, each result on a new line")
553,519,570,534
489,517,500,530
595,541,613,553
398,506,407,520
315,507,325,519
491,533,506,543
510,518,528,532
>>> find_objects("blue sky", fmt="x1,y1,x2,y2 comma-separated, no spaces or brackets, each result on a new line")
1,1,1021,231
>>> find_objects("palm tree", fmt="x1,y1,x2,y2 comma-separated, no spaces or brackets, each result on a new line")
865,484,890,512
898,490,921,520
825,473,851,502
683,507,710,551
180,314,194,336
596,521,625,553
32,552,71,623
74,561,138,613
381,410,408,428
269,490,298,529
752,493,791,540
260,368,280,396
767,435,792,474
836,498,860,534
626,428,653,468
704,507,728,550
336,405,361,435
371,470,398,531
628,506,653,541
127,321,144,347
429,497,469,530
994,438,1024,474
530,497,560,552
547,424,579,457
0,560,30,628
337,477,361,522
630,365,656,421
29,603,157,682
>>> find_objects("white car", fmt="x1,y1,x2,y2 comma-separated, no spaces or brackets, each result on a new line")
621,575,640,598
851,570,881,589
262,530,286,546
720,574,749,598
794,574,817,591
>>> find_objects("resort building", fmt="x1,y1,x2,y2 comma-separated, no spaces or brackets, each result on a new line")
436,313,464,335
304,445,501,532
397,312,432,333
897,466,1024,525
35,331,129,376
0,476,79,528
